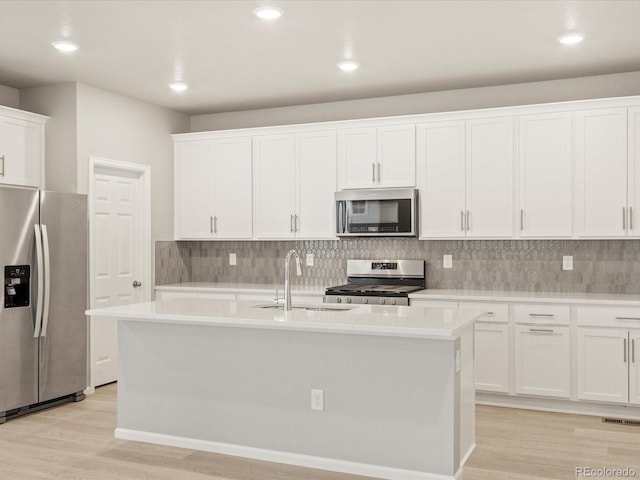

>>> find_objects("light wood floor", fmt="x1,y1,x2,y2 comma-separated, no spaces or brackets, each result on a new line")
1,383,639,480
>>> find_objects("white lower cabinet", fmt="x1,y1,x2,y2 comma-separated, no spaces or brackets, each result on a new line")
475,322,509,393
514,324,571,398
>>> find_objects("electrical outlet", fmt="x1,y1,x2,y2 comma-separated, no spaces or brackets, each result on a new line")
562,255,573,271
443,254,453,269
311,389,324,411
306,253,314,267
229,253,236,266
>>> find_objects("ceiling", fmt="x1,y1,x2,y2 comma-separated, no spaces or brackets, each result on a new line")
1,0,640,115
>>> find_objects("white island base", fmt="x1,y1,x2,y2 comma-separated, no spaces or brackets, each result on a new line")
89,299,478,480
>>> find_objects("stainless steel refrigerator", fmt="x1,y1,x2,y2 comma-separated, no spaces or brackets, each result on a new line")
0,185,88,423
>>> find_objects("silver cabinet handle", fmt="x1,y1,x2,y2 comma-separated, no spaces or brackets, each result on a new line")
377,162,381,183
210,216,214,234
214,216,217,234
529,313,554,317
486,312,495,315
624,337,628,363
132,281,142,288
615,317,640,321
294,214,298,233
520,209,524,231
372,163,376,183
460,211,464,231
466,210,470,231
529,328,554,333
0,154,4,176
623,207,627,230
633,338,636,364
290,214,295,233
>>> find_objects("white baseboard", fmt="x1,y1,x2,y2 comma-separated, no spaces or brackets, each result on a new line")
115,428,460,480
477,393,640,420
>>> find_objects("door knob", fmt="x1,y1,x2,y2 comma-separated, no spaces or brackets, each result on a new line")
132,281,142,288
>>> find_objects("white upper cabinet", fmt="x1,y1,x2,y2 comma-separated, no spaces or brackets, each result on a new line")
296,131,337,239
174,137,252,240
418,117,514,238
254,131,336,239
0,107,47,188
517,113,572,237
417,121,466,238
574,108,629,237
337,124,415,189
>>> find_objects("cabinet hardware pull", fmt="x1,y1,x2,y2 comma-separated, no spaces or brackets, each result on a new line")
623,207,627,230
372,163,376,183
624,338,628,363
529,328,554,333
615,317,640,321
290,214,294,233
520,209,524,231
294,214,298,233
214,216,217,234
529,313,554,317
377,162,381,183
633,338,636,364
466,210,470,231
486,312,495,315
0,154,4,176
460,211,464,231
631,207,634,231
210,216,214,234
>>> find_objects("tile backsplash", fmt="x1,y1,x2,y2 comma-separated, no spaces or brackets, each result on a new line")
155,239,640,294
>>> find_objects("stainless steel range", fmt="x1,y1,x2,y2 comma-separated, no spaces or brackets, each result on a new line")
324,259,425,306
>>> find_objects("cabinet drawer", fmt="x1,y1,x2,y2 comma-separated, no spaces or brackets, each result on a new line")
577,306,640,328
514,304,569,325
462,302,508,323
410,299,458,308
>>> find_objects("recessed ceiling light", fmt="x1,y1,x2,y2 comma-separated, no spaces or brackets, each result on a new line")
169,82,188,92
253,6,283,20
558,33,584,45
52,41,79,52
337,61,359,72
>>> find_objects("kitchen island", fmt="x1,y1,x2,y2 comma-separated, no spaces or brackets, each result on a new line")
87,298,481,480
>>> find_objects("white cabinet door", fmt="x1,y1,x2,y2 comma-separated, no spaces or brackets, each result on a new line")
174,141,215,239
0,116,43,187
253,135,296,238
577,328,629,404
212,138,252,239
296,131,336,239
417,121,466,238
474,323,509,393
337,127,377,189
629,107,640,236
378,125,415,188
514,325,570,398
518,113,572,237
466,117,514,237
574,108,628,237
631,330,640,406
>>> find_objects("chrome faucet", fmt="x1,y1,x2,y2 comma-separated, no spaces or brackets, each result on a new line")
284,249,302,311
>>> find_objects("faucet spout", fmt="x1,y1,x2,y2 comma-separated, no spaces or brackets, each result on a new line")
284,249,302,311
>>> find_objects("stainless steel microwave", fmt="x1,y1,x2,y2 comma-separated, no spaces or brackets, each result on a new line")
335,188,418,237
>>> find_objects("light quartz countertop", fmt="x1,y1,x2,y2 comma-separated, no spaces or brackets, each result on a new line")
87,298,481,340
154,282,640,306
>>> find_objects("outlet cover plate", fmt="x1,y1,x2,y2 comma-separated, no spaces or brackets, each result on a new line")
562,255,573,271
443,254,453,269
229,253,237,266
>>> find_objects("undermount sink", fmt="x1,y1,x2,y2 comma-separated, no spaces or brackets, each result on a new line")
253,303,354,312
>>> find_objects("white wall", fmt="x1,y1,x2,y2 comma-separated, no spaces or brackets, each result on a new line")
20,83,78,193
76,83,189,241
191,71,640,131
0,84,19,108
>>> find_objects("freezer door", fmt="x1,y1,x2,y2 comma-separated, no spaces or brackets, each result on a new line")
38,191,88,402
0,186,39,412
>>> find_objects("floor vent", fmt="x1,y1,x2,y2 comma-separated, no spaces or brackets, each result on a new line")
602,417,640,427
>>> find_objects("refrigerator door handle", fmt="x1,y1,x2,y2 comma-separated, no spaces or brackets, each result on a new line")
40,224,51,337
33,224,44,338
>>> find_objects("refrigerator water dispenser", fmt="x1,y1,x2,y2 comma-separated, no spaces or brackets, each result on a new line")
4,265,30,308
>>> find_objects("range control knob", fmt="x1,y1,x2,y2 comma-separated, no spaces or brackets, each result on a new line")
346,298,352,303
391,299,397,305
337,297,342,303
380,298,386,305
363,298,368,304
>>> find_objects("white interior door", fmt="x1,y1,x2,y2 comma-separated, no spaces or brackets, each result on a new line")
90,162,149,388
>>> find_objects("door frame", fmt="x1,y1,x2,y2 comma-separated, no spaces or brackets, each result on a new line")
87,156,151,390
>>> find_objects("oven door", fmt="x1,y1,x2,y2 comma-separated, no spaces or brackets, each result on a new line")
336,188,417,236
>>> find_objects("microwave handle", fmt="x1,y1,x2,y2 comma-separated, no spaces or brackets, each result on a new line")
337,201,344,234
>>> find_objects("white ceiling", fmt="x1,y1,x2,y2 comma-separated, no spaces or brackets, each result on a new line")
1,0,640,115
